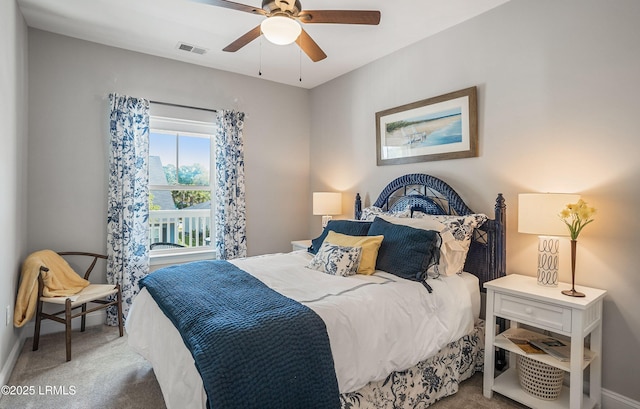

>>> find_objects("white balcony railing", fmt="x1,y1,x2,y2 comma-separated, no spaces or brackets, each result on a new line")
149,209,212,248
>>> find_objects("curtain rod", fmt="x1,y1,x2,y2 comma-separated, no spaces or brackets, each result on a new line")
150,100,217,113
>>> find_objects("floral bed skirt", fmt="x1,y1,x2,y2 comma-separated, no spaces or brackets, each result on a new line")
339,320,485,409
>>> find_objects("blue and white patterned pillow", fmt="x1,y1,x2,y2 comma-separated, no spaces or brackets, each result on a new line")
378,210,487,276
360,206,408,221
419,213,487,244
307,242,362,277
410,213,488,276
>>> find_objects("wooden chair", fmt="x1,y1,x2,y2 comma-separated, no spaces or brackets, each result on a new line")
32,252,123,361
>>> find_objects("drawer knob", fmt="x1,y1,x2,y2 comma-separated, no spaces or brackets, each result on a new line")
525,307,533,314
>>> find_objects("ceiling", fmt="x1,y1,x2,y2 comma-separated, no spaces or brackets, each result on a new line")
17,0,509,89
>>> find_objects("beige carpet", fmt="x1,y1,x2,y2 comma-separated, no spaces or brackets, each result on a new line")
1,326,165,409
1,325,525,409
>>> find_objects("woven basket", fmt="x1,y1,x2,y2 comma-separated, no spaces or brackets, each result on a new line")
516,355,564,400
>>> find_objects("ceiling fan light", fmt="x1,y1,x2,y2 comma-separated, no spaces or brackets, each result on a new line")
260,16,301,45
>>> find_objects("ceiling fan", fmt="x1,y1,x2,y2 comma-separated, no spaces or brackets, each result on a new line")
192,0,381,62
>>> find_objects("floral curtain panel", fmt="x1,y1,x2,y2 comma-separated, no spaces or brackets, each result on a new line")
107,93,150,325
215,110,247,260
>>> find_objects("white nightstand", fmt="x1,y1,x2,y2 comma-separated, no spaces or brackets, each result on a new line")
291,240,312,252
483,274,606,409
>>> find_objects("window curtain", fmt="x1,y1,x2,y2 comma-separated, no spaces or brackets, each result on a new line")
107,93,150,325
215,110,247,259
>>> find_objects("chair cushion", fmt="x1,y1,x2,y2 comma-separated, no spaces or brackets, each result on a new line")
40,284,118,306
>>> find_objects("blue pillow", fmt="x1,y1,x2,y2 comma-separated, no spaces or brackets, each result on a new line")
309,220,372,254
367,217,440,281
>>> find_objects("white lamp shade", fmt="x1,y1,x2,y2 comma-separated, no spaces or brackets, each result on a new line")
313,192,342,216
518,193,581,236
260,16,301,45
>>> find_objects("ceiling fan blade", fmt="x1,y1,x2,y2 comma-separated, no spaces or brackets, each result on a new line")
190,0,266,16
223,25,262,52
296,29,327,62
298,10,381,25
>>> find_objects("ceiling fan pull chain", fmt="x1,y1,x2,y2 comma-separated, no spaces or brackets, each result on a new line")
259,37,263,76
299,44,302,82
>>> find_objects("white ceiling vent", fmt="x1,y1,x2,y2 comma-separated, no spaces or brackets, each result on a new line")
177,42,207,55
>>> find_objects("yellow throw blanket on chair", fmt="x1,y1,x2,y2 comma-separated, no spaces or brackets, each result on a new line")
14,250,90,327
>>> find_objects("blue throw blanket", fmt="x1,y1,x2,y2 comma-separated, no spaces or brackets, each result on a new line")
140,260,340,409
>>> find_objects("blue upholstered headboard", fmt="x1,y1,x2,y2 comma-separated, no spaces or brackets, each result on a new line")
354,174,506,291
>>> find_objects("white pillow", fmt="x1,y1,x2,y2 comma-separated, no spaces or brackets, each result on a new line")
379,213,487,276
306,242,362,277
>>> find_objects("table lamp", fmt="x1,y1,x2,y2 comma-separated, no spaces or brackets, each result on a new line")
313,192,342,229
518,193,580,286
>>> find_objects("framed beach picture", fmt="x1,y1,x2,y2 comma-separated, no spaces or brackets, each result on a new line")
376,86,478,165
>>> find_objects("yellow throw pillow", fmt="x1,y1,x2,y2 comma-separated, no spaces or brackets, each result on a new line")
324,230,383,275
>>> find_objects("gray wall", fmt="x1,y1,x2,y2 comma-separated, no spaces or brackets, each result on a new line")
26,29,312,283
0,0,29,384
309,0,640,401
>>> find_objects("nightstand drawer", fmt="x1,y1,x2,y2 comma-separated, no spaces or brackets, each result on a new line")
494,293,572,332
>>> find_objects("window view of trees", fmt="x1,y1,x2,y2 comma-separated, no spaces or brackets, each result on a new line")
148,130,213,249
171,190,211,210
162,163,210,186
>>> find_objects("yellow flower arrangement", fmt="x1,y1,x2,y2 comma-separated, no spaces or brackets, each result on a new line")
559,199,596,240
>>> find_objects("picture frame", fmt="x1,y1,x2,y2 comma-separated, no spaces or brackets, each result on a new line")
376,86,478,165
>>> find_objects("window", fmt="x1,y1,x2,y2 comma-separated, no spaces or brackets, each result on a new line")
148,106,216,261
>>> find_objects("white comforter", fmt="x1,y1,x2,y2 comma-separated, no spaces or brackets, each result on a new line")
126,250,477,409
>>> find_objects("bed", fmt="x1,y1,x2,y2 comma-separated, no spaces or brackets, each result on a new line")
126,173,506,409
